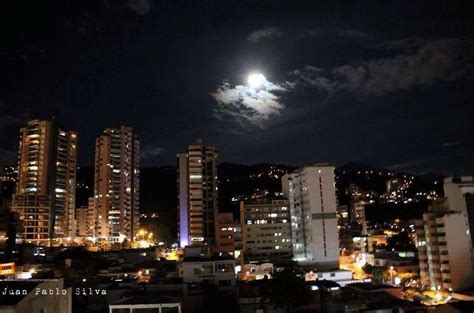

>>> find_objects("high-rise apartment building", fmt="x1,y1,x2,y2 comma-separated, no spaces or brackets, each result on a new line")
12,119,77,244
444,176,474,213
177,139,218,247
350,200,367,235
240,198,292,262
282,164,340,269
416,177,474,291
92,126,140,242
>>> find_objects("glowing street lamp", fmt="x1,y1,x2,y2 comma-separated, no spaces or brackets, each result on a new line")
389,266,396,285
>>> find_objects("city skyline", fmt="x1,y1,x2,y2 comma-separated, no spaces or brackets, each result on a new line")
0,1,473,175
2,2,474,312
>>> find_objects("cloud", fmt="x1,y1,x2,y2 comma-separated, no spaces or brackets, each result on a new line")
0,148,18,165
291,37,474,95
0,102,30,130
247,27,284,42
211,77,288,127
126,0,151,15
248,26,369,43
301,27,370,39
0,114,28,130
376,37,429,51
441,141,460,148
141,145,165,159
0,102,31,164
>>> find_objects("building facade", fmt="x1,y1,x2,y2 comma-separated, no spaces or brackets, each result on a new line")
179,247,235,289
92,126,140,242
282,164,340,269
11,195,51,245
214,212,242,258
12,119,77,244
416,177,474,291
240,198,292,262
416,209,473,291
76,206,87,237
85,197,96,238
350,200,367,235
177,139,218,247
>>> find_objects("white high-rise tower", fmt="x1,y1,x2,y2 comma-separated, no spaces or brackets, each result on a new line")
282,164,340,269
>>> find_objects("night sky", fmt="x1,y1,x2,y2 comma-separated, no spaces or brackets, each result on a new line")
1,0,473,174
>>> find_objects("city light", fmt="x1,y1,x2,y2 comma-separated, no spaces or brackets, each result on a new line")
0,3,472,312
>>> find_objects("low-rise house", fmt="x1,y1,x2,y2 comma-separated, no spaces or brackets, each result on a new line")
178,247,235,290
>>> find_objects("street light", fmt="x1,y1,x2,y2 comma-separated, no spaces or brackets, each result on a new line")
389,266,395,284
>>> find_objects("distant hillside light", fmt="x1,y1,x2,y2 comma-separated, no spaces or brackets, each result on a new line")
247,73,266,89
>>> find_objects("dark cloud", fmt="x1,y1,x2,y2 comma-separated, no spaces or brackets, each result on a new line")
441,142,461,148
291,37,474,95
126,0,151,15
141,144,165,160
0,102,30,130
0,148,18,165
0,101,32,164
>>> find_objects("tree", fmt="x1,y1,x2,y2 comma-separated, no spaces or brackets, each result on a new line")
260,266,312,313
122,238,132,249
149,262,177,282
387,231,415,251
362,263,375,275
97,240,111,251
111,242,122,250
371,268,390,284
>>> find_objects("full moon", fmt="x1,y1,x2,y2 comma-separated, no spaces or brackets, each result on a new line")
247,73,266,89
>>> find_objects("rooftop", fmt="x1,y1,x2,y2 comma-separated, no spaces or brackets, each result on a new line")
183,254,234,262
111,294,180,305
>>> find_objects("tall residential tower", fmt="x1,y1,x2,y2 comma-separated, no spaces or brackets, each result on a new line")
282,164,340,269
12,119,77,245
177,139,218,247
92,126,140,242
416,176,474,291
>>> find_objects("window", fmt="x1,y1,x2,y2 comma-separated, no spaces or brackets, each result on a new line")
216,263,233,273
218,280,231,287
194,263,213,275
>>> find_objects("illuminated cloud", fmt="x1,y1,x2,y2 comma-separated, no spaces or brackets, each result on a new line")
300,27,370,39
247,27,284,42
248,26,369,42
291,37,474,95
211,77,288,127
